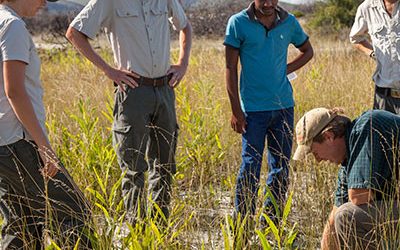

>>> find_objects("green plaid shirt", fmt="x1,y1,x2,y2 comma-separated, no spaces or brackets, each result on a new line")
335,110,400,206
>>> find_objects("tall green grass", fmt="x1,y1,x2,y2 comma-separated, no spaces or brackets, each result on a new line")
36,38,382,249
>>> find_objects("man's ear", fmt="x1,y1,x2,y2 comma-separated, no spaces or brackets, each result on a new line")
322,131,335,142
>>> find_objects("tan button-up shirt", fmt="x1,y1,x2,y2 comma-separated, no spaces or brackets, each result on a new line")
350,0,400,89
70,0,187,78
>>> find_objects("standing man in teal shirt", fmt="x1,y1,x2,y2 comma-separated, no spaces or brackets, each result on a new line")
224,0,313,222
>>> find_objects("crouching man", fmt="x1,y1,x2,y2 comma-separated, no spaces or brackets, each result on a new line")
293,108,400,249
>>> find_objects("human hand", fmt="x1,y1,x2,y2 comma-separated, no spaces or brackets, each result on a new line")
105,67,139,92
38,145,61,178
231,111,247,134
167,64,188,88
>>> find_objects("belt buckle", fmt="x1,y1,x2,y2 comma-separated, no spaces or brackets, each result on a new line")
153,79,157,87
391,89,400,98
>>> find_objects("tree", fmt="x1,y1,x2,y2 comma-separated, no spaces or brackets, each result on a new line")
309,0,363,33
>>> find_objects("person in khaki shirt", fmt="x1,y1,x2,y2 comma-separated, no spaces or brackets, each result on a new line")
66,0,192,224
350,0,400,114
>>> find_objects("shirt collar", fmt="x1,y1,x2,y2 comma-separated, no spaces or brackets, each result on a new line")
371,0,381,8
245,1,289,24
343,120,354,166
371,0,399,10
0,4,22,19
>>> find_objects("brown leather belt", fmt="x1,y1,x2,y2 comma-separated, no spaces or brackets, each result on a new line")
134,74,172,87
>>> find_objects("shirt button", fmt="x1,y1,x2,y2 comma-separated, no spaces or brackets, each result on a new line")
150,38,152,42
154,65,157,68
145,12,148,15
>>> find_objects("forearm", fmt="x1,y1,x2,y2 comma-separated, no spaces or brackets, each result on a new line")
287,53,312,74
225,46,242,115
287,42,314,74
353,40,374,57
177,21,192,66
226,69,242,115
349,188,373,205
66,27,112,74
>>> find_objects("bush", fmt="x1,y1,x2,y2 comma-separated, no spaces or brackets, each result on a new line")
24,9,78,36
309,0,363,34
291,10,304,18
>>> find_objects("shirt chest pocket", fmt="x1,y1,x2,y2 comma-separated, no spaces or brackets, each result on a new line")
115,8,142,30
116,9,140,18
149,6,168,27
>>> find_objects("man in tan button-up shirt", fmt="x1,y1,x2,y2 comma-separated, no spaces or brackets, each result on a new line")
66,0,192,225
350,0,400,114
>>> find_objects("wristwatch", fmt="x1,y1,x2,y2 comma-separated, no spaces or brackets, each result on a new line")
369,50,376,59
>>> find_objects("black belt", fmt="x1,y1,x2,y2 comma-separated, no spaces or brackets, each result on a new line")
375,86,400,98
114,74,172,88
134,74,172,87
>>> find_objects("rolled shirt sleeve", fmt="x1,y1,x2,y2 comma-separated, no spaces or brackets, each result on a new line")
349,5,369,44
168,0,188,31
69,0,113,40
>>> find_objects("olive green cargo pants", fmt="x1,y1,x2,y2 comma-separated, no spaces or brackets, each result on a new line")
112,85,178,222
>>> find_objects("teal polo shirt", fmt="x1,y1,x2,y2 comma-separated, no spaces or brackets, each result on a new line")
224,3,309,112
335,110,400,206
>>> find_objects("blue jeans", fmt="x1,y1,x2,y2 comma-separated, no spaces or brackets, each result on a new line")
235,107,294,216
